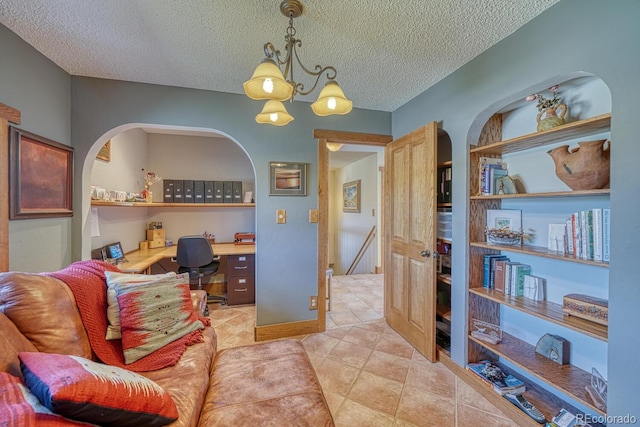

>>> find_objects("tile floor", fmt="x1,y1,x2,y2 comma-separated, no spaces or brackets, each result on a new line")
208,274,516,426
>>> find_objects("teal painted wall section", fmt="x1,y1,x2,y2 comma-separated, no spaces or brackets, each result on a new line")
0,24,73,272
392,0,640,419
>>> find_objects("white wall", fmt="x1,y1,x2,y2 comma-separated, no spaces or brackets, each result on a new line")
330,153,380,275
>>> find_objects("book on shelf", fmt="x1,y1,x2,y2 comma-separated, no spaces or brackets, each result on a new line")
488,167,508,195
565,217,574,255
592,208,603,262
603,208,610,262
493,258,510,293
478,157,505,196
483,254,508,289
503,262,522,296
523,275,546,301
438,166,452,203
511,264,531,297
466,360,526,396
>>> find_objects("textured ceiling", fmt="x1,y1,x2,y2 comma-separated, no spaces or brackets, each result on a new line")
0,0,560,112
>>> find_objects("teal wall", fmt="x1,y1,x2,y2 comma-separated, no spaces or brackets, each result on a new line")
1,0,638,418
392,0,640,419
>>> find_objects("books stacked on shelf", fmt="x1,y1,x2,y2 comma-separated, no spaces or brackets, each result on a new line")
566,208,610,262
478,157,507,196
438,166,452,203
466,360,526,396
482,254,508,289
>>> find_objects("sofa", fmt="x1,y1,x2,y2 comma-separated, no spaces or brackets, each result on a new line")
0,260,334,426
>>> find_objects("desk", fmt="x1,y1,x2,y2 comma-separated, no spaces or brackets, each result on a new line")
119,243,255,274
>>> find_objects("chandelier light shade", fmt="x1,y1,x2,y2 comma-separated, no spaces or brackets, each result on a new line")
311,81,353,116
243,0,352,126
326,143,343,152
243,58,293,101
255,100,294,126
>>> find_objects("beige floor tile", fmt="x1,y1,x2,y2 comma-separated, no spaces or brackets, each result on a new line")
301,332,341,356
375,331,415,359
334,399,395,427
315,358,360,396
363,350,411,383
323,390,346,416
348,371,404,416
330,311,362,326
327,340,373,369
342,326,382,348
455,377,510,417
396,384,455,427
405,360,456,400
456,403,514,427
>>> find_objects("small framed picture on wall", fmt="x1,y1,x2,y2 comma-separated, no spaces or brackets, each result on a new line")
269,162,308,196
343,179,361,213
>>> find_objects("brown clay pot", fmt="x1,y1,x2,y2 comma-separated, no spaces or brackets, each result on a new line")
547,139,610,190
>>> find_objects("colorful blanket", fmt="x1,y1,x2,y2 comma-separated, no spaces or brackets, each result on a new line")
45,260,209,372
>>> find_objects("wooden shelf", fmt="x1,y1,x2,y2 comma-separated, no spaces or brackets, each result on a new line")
471,188,609,200
436,304,451,321
437,202,453,208
470,113,611,155
469,332,605,415
469,287,607,341
91,200,255,208
437,273,451,285
440,353,583,426
437,160,453,168
470,241,609,267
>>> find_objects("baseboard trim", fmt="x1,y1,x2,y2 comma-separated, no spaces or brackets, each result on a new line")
254,319,318,342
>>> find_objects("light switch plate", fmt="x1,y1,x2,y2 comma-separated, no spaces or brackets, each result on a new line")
276,209,286,224
309,209,318,223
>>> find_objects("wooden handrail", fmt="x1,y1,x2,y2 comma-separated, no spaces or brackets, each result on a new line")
346,225,376,275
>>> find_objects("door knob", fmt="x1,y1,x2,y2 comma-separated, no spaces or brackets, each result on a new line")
421,250,431,257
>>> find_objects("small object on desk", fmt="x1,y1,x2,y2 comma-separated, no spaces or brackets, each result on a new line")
147,228,166,249
139,241,148,250
148,221,163,229
165,240,173,247
470,319,502,344
234,232,255,245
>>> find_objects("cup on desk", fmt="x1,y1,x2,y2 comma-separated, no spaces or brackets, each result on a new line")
139,241,148,250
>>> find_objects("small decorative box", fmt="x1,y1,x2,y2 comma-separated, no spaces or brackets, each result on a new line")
563,293,608,326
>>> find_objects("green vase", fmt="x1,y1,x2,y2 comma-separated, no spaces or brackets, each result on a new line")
536,104,567,132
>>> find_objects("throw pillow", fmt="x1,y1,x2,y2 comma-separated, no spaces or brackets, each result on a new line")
115,279,204,364
104,271,179,340
0,371,97,426
19,352,178,427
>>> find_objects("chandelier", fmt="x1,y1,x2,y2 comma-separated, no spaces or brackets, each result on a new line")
243,0,352,126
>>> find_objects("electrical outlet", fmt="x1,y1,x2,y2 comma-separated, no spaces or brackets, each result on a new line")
309,209,318,223
276,209,286,224
309,296,318,310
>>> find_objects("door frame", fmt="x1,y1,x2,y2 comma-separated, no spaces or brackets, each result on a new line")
314,129,392,332
0,103,22,272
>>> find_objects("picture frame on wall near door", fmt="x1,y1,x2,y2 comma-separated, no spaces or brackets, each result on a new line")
269,161,308,196
343,179,361,213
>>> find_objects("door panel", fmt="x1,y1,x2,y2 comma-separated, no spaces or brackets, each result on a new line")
384,122,437,361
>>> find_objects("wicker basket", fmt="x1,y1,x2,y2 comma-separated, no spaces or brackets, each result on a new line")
486,228,522,246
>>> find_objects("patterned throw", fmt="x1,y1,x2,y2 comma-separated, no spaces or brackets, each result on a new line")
45,260,210,372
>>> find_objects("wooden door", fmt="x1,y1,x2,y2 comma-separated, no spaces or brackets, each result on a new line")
384,122,438,361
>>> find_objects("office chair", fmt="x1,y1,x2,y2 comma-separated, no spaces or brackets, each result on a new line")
176,235,226,305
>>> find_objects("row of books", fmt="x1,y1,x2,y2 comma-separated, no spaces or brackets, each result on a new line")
466,360,526,396
437,166,452,203
478,157,507,196
565,208,610,262
483,254,546,300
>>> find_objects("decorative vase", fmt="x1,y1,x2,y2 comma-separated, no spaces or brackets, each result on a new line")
547,139,610,191
536,103,567,132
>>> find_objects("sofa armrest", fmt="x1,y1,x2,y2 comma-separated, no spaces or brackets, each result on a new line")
190,290,208,316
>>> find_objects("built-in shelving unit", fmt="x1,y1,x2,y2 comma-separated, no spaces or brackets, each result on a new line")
466,112,610,424
436,151,452,357
91,200,255,208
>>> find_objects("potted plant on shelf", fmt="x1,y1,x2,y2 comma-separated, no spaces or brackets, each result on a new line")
526,85,567,132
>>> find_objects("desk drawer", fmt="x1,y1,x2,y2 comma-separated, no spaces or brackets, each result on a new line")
227,276,255,305
227,254,255,276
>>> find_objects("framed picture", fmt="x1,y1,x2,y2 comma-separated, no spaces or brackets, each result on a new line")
96,140,111,162
269,162,308,196
343,179,361,213
486,209,522,231
9,127,74,219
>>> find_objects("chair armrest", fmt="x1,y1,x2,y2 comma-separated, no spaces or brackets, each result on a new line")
190,290,208,317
